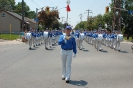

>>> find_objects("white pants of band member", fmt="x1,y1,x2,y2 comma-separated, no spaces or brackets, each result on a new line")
61,49,73,80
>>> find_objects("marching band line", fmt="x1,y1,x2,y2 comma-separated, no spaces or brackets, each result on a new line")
24,29,123,51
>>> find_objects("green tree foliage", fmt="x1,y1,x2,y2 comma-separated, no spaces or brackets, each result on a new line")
14,2,35,18
0,0,36,19
74,0,133,34
0,0,15,10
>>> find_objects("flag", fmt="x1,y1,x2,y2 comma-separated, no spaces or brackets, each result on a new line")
66,4,71,12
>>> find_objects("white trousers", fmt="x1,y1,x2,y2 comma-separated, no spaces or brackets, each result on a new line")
28,39,32,48
48,37,52,46
61,50,73,80
97,40,102,50
44,38,48,48
115,41,121,50
32,37,36,46
79,39,83,49
111,38,116,49
76,38,79,47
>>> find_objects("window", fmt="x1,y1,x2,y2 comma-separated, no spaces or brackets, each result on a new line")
2,13,5,17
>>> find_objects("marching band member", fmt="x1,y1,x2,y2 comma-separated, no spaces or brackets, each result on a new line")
110,32,115,49
58,26,77,83
96,30,103,51
40,31,44,44
31,29,35,47
92,31,97,48
26,30,32,50
48,29,53,48
78,30,84,50
75,30,80,48
88,31,93,45
70,30,74,37
44,28,49,50
103,31,108,46
115,31,123,51
107,31,111,47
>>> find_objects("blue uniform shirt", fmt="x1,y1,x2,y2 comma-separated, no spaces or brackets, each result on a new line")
75,32,79,38
58,35,77,54
48,32,52,37
103,33,107,38
111,34,115,38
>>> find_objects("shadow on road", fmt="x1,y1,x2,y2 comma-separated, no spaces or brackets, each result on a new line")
120,51,129,53
30,48,36,50
82,49,89,52
47,48,54,51
69,80,88,87
101,50,108,53
52,44,58,46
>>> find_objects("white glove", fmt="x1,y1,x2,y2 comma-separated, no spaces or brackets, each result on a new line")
73,54,76,58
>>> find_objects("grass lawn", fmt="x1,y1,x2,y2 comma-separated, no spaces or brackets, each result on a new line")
0,34,19,40
124,37,133,42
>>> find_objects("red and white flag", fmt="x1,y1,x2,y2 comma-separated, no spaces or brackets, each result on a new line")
66,4,71,12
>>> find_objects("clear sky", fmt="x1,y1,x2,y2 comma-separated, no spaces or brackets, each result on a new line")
15,0,111,28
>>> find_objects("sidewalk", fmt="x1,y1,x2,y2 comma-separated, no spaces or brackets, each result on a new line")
0,39,22,45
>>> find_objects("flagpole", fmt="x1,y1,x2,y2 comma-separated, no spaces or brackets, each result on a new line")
66,0,70,25
67,11,68,23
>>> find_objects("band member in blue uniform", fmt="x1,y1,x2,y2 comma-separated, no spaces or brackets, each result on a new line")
58,26,77,83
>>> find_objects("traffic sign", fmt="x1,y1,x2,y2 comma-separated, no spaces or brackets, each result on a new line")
34,18,39,22
128,10,133,15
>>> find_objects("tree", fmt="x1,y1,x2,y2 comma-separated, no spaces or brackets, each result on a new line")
38,8,60,28
87,16,95,30
52,19,60,29
12,1,35,19
14,2,30,16
27,11,36,19
0,0,15,10
75,21,87,30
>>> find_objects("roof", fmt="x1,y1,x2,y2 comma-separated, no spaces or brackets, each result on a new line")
0,10,35,24
25,17,35,24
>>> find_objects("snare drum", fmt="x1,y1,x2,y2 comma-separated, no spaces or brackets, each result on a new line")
117,34,123,42
43,32,48,39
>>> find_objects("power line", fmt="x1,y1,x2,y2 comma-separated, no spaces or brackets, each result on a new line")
40,0,46,5
90,0,96,10
31,0,41,8
48,0,56,6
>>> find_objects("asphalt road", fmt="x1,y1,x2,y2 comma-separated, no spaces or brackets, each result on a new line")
0,41,133,88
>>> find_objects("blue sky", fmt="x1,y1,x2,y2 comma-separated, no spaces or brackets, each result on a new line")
15,0,111,28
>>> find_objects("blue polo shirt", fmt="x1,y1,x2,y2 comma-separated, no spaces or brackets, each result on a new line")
58,35,77,54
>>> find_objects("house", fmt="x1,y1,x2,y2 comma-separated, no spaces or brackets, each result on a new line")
0,10,36,34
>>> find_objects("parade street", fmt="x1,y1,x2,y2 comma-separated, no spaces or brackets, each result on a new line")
0,41,133,88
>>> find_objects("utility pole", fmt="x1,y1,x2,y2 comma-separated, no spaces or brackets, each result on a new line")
79,14,83,22
61,17,65,29
35,8,39,31
22,0,24,32
112,0,121,32
85,9,92,20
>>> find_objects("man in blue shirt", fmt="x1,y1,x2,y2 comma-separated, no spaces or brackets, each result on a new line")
58,26,77,83
48,29,53,48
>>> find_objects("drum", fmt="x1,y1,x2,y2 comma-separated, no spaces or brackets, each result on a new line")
25,33,31,40
79,33,84,40
117,34,123,42
43,31,48,39
97,34,103,41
